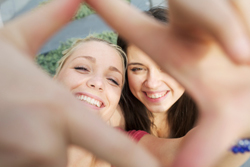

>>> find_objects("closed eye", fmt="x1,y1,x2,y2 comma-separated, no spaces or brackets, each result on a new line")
74,66,89,71
108,78,119,86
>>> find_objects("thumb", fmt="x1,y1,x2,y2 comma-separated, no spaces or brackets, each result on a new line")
63,99,161,167
1,0,83,56
169,0,250,64
172,112,244,167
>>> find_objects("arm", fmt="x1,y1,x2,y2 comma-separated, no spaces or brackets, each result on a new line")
0,30,160,167
1,0,81,58
168,0,250,64
86,0,250,64
138,135,181,167
0,1,160,167
139,130,250,167
84,0,250,166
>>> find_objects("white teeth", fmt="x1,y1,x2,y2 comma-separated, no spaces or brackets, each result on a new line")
76,95,102,108
96,101,101,107
146,92,166,99
87,97,91,103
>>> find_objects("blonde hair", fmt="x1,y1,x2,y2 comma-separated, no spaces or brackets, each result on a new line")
55,36,127,86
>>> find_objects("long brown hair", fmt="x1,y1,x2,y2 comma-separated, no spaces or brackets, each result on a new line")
118,7,198,138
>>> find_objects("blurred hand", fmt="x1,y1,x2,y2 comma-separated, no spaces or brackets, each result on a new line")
168,0,250,64
85,0,250,167
0,0,160,167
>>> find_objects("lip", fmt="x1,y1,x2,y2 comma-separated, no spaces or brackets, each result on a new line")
143,90,169,103
75,92,106,109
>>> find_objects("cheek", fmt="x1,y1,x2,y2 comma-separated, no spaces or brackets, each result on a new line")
107,86,122,107
162,75,184,92
173,81,185,93
127,72,141,93
175,89,185,100
172,83,185,99
57,72,81,90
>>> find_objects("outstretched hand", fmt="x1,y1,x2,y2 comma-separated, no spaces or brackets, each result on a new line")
85,0,250,167
168,0,250,64
0,1,160,167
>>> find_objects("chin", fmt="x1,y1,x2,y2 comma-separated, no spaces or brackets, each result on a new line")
147,107,168,114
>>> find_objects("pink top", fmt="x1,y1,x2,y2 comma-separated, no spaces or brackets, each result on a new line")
127,130,148,142
116,128,148,142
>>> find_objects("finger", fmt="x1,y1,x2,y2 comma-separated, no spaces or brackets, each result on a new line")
1,0,82,56
86,0,170,63
172,111,244,167
62,99,160,167
169,0,250,64
86,0,186,78
231,0,250,40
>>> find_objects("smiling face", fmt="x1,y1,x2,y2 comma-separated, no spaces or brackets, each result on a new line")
127,45,185,113
55,41,124,121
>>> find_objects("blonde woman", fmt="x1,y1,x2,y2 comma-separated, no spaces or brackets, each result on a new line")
0,0,160,166
53,37,127,166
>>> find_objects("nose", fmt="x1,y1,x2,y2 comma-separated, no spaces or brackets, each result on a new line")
144,68,161,89
86,75,104,91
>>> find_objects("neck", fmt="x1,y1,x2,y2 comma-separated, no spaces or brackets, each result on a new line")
150,111,170,138
108,105,125,129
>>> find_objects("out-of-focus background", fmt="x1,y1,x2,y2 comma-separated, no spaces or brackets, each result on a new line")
0,1,250,166
0,0,167,75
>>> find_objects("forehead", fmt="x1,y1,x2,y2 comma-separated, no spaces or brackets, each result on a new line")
127,45,158,66
67,41,124,69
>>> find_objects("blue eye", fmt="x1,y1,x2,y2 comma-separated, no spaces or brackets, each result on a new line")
74,66,89,71
108,78,119,86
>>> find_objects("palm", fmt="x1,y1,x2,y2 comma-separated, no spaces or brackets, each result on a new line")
0,0,160,167
85,0,250,166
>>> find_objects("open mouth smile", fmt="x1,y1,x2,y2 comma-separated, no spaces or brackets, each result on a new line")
145,91,168,99
76,94,104,108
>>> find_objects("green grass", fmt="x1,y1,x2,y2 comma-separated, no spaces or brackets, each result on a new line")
36,32,118,75
74,3,95,20
37,0,131,75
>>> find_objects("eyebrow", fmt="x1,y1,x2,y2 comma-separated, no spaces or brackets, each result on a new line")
109,66,122,75
72,56,96,63
128,62,144,66
72,56,122,75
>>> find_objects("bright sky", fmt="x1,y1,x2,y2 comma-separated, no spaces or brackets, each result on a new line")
0,13,3,27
